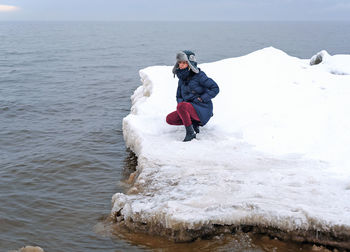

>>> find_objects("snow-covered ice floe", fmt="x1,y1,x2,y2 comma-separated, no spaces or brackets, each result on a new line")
112,47,350,247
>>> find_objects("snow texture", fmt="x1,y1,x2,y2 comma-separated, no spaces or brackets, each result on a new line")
112,47,350,234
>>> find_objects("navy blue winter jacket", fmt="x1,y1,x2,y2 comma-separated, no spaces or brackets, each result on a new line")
176,68,220,126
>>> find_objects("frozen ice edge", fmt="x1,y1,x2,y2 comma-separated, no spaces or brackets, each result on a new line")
112,47,350,248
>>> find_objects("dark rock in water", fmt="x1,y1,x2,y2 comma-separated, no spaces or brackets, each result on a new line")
8,246,45,252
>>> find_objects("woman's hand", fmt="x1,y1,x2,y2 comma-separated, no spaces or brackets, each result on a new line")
192,97,203,104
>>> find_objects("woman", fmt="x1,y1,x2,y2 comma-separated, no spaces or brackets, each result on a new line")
166,50,220,142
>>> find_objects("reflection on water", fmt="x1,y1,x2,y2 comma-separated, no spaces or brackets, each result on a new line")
122,149,138,180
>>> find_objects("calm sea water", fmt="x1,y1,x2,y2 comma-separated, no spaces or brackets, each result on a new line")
1,21,350,252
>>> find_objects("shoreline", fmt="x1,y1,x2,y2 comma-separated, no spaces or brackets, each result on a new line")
112,201,350,250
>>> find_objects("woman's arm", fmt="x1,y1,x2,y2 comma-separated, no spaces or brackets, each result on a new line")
176,82,184,103
198,72,220,103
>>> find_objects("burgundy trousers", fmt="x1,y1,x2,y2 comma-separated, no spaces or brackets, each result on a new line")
166,102,201,127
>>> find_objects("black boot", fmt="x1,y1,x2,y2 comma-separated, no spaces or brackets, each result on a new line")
192,120,200,134
183,125,196,142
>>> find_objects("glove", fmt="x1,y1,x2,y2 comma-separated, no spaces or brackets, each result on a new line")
193,97,203,104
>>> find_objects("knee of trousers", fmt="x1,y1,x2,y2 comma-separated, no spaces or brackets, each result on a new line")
166,114,174,124
177,102,189,111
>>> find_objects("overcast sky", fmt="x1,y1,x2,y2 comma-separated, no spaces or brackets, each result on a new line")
1,0,350,21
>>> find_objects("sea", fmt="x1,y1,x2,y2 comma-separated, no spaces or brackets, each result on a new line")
1,21,350,252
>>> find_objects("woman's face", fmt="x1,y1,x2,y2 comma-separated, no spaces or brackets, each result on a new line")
178,61,189,70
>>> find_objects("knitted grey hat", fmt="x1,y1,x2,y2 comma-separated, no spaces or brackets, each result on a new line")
172,50,199,76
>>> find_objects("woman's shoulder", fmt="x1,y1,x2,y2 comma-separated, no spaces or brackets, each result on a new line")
196,70,209,81
192,68,206,79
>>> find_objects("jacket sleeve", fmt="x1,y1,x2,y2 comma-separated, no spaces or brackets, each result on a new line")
198,72,220,103
176,82,184,103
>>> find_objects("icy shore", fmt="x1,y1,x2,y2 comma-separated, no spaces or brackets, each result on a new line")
112,47,350,248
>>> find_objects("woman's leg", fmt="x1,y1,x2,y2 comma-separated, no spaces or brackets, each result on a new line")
166,111,183,125
176,102,200,127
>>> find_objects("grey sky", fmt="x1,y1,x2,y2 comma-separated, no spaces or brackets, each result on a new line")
1,0,350,21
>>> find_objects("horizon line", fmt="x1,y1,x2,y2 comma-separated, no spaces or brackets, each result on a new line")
1,19,350,22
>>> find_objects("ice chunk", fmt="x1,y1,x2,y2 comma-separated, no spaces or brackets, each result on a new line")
112,47,350,245
310,50,330,65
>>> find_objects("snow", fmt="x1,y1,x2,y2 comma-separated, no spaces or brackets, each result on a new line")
112,47,350,234
310,50,350,75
